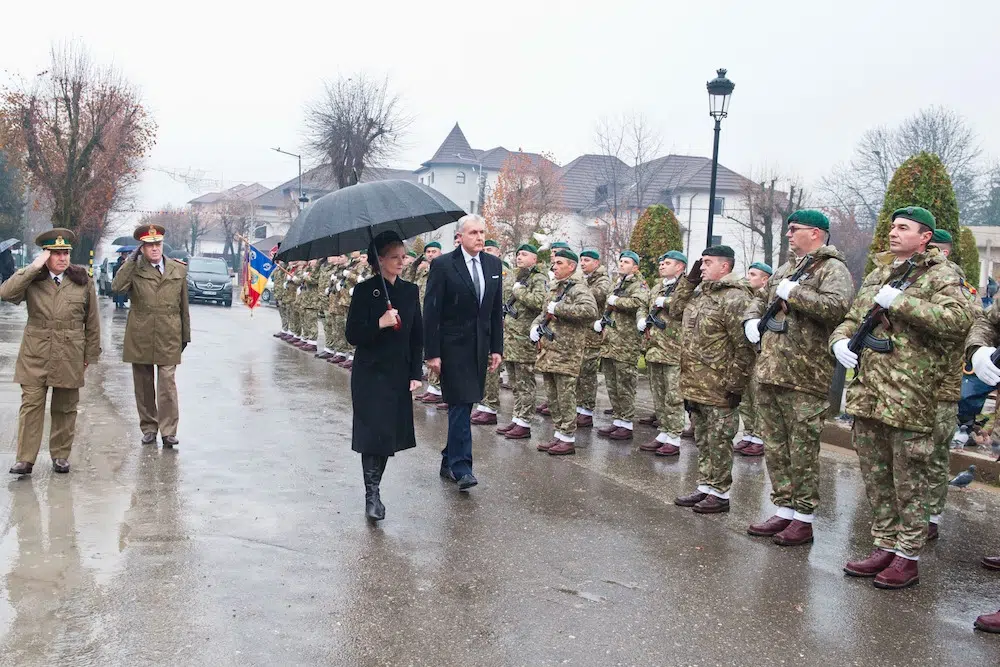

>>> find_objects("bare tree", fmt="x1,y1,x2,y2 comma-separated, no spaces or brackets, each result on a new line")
481,153,563,253
304,74,410,189
734,170,805,267
144,207,210,255
215,199,254,269
826,206,872,287
820,106,982,228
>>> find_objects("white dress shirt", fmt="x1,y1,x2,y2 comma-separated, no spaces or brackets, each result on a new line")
49,271,64,285
461,245,485,305
152,260,164,274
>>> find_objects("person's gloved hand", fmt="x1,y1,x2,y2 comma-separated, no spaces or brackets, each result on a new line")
775,279,798,301
972,346,1000,385
744,319,761,344
547,301,557,315
832,339,858,369
655,296,666,308
130,245,143,262
874,285,902,309
593,320,603,333
637,319,648,332
529,326,541,343
349,287,354,296
607,295,619,306
513,282,525,292
686,259,703,285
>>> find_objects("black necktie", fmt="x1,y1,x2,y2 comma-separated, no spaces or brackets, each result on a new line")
156,263,163,275
471,257,482,303
53,275,61,286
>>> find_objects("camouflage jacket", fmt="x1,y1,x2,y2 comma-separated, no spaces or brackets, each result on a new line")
744,245,854,398
503,266,547,363
937,261,979,402
599,272,649,363
671,272,756,407
299,266,325,310
582,265,612,351
640,277,682,366
532,277,599,377
829,248,976,433
271,266,287,304
413,264,430,305
335,259,370,309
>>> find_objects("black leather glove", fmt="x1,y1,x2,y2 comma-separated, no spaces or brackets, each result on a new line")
130,245,143,261
726,392,742,408
686,259,703,285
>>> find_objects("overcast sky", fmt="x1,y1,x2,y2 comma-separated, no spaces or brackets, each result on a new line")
3,0,999,231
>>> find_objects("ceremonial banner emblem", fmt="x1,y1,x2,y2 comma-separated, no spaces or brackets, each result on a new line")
241,246,276,310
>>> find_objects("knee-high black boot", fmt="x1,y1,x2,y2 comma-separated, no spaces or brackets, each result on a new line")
362,455,386,522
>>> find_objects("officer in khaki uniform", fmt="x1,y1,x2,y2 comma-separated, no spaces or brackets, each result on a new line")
112,224,191,448
1,229,101,474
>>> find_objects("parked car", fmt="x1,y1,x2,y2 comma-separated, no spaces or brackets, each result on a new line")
186,256,234,307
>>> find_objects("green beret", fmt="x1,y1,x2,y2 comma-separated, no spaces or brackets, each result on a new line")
580,249,600,260
658,250,687,264
406,250,417,258
619,250,640,265
516,243,538,255
550,241,571,250
892,206,936,231
424,241,442,250
931,228,953,244
555,249,579,263
749,261,773,275
702,245,735,259
502,260,511,269
788,209,830,231
485,239,500,248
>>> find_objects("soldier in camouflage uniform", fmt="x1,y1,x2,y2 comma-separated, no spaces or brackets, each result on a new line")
496,243,548,438
286,261,304,344
575,250,612,427
337,252,372,369
735,261,773,457
594,251,648,440
833,206,975,589
670,245,755,514
530,249,599,455
295,258,324,352
414,241,444,402
741,210,854,546
925,229,978,540
636,251,688,456
318,255,348,360
474,239,505,424
271,260,290,339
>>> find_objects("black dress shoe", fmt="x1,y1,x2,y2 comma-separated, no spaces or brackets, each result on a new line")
141,432,157,445
9,461,33,475
52,458,70,474
439,464,455,481
162,435,179,449
456,473,478,491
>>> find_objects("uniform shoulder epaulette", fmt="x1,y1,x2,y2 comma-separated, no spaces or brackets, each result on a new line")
170,258,187,266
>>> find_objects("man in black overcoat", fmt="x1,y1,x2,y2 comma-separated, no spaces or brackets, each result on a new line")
423,214,504,490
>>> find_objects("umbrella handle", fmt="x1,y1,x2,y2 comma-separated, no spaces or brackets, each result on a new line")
386,300,402,331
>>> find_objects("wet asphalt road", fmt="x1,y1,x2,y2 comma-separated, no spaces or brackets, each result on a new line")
0,298,999,666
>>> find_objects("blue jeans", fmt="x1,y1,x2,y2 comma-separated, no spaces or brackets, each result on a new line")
443,403,474,478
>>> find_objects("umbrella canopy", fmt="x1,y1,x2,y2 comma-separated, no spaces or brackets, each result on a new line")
110,235,134,246
0,238,21,253
276,180,466,262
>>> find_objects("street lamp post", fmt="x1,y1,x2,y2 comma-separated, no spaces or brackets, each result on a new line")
271,147,310,209
704,68,735,248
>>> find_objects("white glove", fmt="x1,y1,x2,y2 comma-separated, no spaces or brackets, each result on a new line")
593,320,603,333
744,319,761,344
655,296,666,308
972,346,1000,385
775,279,798,301
324,287,330,295
349,287,354,296
832,339,858,369
513,282,524,291
547,301,557,315
607,295,619,306
529,327,541,343
637,319,648,332
874,285,902,309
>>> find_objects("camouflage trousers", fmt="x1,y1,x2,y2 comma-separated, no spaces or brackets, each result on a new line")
575,348,601,411
926,401,957,519
739,377,760,438
277,299,289,331
287,303,302,337
690,402,738,496
301,308,320,342
506,362,536,424
544,372,578,438
426,369,441,393
601,358,637,422
853,417,933,558
756,385,827,515
647,362,684,435
324,311,348,353
482,365,501,412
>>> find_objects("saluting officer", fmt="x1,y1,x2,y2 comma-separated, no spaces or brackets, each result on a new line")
1,229,101,474
575,249,611,427
112,224,191,449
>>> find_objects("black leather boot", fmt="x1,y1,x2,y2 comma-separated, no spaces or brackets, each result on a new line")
362,455,386,522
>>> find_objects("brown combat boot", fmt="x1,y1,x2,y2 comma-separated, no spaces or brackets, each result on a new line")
608,427,633,441
674,491,708,507
747,515,791,537
773,520,813,546
421,394,442,404
638,414,658,426
547,441,576,456
576,414,593,428
471,411,497,426
740,443,765,457
681,424,695,439
435,402,449,411
733,438,751,452
873,556,919,589
496,422,516,435
693,495,730,514
536,438,558,452
974,610,1000,633
504,425,531,440
638,438,661,452
597,424,617,437
844,549,896,577
535,402,549,415
654,442,680,457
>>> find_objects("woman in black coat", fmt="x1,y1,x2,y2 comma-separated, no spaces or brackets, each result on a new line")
346,230,423,522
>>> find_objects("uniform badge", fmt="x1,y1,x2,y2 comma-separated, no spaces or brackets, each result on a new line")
962,279,977,296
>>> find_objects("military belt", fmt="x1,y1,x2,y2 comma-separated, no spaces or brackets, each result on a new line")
27,318,84,330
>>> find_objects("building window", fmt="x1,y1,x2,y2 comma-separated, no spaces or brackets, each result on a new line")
456,171,466,184
711,235,722,246
713,197,725,215
254,225,268,239
430,172,435,185
470,201,476,214
419,176,424,184
595,185,608,201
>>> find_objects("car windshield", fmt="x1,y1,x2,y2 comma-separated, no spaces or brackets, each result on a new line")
188,258,229,275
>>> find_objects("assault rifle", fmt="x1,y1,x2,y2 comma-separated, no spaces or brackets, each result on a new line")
599,275,629,329
503,267,531,319
538,280,575,342
644,281,677,331
758,254,817,336
847,259,918,355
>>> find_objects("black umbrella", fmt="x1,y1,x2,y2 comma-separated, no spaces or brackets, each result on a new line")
0,239,21,253
110,235,134,246
276,180,466,327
